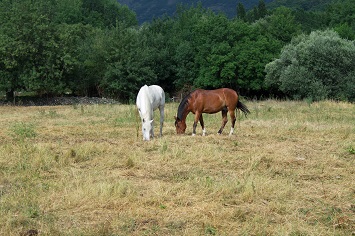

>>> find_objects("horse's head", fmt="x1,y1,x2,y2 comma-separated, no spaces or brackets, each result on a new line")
142,119,153,141
174,116,186,134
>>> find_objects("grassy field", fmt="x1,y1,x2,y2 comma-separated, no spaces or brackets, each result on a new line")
0,100,354,235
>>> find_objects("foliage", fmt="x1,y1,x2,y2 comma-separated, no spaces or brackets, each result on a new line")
264,7,302,43
0,0,138,99
101,26,157,100
0,0,354,101
236,3,246,21
193,12,237,88
265,30,355,101
325,0,355,40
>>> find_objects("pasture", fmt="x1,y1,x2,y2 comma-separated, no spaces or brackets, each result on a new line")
0,100,354,235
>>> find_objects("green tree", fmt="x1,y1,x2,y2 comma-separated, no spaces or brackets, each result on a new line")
258,0,268,18
0,0,65,97
264,7,301,43
245,1,267,23
101,25,157,101
326,0,355,27
54,0,83,24
293,9,327,33
82,0,137,28
57,23,107,96
236,3,246,21
142,17,177,92
193,13,237,89
0,0,138,100
166,3,208,91
325,0,355,40
265,30,355,101
232,21,282,96
333,23,355,40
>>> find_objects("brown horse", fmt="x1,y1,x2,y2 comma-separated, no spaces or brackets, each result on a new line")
174,88,250,136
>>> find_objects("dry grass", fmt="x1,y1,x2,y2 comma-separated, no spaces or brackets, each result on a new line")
0,100,354,236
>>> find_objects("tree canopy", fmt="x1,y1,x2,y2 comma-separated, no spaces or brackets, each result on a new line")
265,30,355,101
0,0,354,102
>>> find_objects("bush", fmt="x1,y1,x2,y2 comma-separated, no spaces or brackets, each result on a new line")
265,30,355,101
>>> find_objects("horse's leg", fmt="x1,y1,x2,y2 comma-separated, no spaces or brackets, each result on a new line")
159,105,164,137
218,108,228,134
151,119,155,139
199,115,206,136
192,112,201,136
229,109,237,136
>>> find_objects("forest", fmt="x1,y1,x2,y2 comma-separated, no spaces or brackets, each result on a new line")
0,0,354,102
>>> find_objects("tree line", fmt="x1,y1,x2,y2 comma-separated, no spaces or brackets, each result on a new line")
0,0,354,102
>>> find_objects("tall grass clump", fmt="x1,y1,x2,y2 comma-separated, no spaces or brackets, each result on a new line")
9,122,36,141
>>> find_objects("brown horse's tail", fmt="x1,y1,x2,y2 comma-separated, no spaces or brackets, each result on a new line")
237,101,250,117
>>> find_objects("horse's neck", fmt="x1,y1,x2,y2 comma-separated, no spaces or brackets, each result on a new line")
184,109,191,121
139,90,153,119
179,107,190,122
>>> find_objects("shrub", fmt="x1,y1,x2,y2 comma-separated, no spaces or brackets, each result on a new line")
265,30,355,101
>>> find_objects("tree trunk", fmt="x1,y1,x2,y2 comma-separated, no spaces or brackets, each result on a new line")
6,89,14,102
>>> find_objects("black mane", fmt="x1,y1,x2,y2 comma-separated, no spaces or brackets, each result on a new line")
177,92,192,120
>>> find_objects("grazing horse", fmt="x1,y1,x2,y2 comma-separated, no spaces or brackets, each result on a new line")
174,88,250,136
136,85,165,141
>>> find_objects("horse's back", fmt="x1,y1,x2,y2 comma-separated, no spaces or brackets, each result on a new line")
194,88,238,101
221,88,238,99
190,88,239,112
148,85,165,108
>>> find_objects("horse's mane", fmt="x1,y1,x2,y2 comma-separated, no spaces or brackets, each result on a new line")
177,92,192,120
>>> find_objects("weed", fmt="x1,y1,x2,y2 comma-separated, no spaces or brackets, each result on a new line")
205,225,217,235
289,230,308,236
26,206,40,219
38,109,61,118
347,146,355,155
126,158,134,168
305,97,313,106
80,104,85,114
48,109,59,118
10,122,36,140
160,140,168,153
204,176,214,187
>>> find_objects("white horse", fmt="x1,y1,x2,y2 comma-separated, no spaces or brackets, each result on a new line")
136,85,165,141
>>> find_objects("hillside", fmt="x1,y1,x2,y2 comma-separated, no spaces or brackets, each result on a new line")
117,0,335,24
268,0,333,10
116,0,273,24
